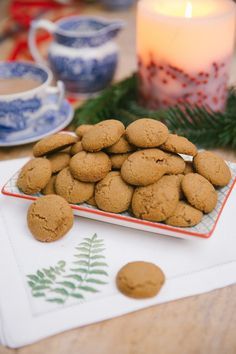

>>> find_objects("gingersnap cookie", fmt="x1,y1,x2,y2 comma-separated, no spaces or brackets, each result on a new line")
55,167,94,204
86,196,97,207
160,134,197,156
17,158,52,195
33,133,77,157
132,178,179,222
47,152,70,173
75,124,92,138
121,149,168,186
82,120,125,152
158,174,184,200
125,118,169,148
95,172,134,213
42,175,57,195
165,201,203,227
70,151,111,182
182,173,218,213
183,161,195,175
106,135,136,154
27,195,74,242
193,151,231,187
70,141,83,156
110,153,131,170
163,153,186,175
116,261,165,299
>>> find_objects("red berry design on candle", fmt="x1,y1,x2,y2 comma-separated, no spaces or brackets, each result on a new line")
138,54,230,112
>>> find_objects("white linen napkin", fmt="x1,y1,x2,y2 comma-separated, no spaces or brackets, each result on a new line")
0,158,236,348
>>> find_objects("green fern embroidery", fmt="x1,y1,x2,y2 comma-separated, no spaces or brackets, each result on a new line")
27,234,108,305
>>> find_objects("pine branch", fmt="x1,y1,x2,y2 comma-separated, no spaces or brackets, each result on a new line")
73,75,236,149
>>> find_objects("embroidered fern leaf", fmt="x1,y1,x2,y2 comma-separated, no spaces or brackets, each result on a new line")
27,234,109,305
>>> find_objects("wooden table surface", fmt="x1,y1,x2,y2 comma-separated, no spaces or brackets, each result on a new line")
0,2,236,354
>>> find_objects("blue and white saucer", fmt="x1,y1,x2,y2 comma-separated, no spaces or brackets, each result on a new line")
0,99,73,147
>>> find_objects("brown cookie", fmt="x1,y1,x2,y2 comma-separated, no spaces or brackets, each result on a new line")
70,141,83,156
17,158,52,195
193,151,231,187
164,153,186,174
182,173,218,213
86,196,97,207
116,261,165,299
160,134,197,156
82,120,125,152
165,201,203,227
70,151,111,182
106,135,136,154
110,153,132,170
121,149,168,186
75,124,92,138
33,133,77,157
42,175,57,195
47,152,70,173
27,195,74,242
158,174,184,200
55,167,94,204
125,118,169,148
95,171,134,213
183,161,195,175
132,178,179,222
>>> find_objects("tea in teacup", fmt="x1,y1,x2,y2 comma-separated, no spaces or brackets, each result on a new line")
0,78,41,95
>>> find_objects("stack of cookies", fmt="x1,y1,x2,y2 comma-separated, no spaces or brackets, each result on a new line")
17,118,232,231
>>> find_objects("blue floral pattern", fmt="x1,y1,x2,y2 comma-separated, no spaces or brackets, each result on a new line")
49,53,118,93
0,62,48,82
0,98,73,146
0,97,41,131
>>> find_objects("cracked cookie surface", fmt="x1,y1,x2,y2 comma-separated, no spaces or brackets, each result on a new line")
125,118,169,148
75,124,92,138
110,153,132,170
42,175,57,195
70,151,111,182
182,173,218,213
55,167,94,204
106,135,136,154
47,152,70,173
82,120,125,152
116,261,165,299
165,201,203,227
160,134,197,156
132,178,179,222
70,141,83,156
33,133,77,157
95,171,134,213
17,158,52,195
163,153,186,174
27,195,74,242
121,149,168,186
193,151,231,187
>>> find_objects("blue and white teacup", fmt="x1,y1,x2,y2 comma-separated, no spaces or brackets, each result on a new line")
0,61,64,132
28,16,124,95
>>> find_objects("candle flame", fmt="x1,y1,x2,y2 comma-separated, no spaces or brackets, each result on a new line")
185,1,192,18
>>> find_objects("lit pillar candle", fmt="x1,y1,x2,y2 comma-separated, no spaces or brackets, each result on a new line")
137,0,236,111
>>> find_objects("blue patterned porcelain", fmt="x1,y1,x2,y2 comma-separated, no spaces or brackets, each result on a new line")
0,62,64,132
101,0,135,10
0,96,73,147
29,16,124,94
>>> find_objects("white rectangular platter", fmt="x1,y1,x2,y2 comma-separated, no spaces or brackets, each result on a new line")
2,161,236,240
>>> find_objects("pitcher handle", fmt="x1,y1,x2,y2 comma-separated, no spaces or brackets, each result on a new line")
28,19,56,66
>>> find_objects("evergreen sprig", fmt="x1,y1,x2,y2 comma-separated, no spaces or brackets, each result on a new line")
73,75,236,149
